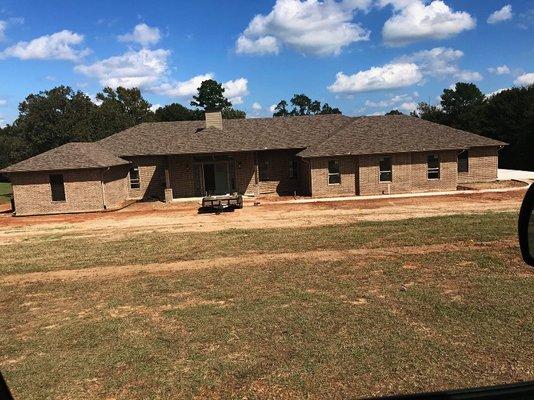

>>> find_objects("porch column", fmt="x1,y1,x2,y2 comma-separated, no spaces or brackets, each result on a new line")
164,156,173,203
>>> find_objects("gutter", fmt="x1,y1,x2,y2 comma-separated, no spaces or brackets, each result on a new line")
100,167,110,210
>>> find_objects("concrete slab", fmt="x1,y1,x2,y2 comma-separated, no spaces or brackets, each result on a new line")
498,169,534,181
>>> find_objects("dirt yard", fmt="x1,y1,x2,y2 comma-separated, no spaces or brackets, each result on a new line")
1,209,532,399
0,189,527,245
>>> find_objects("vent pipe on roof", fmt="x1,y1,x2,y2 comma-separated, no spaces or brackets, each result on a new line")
205,111,223,130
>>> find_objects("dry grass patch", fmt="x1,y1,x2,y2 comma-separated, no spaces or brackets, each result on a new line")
0,212,532,399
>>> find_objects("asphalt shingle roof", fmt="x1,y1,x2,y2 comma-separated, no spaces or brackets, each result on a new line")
1,114,506,174
297,115,506,157
99,114,505,158
0,142,130,173
98,114,353,156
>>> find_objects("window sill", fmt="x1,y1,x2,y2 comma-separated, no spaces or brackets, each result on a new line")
379,181,392,184
51,201,67,203
328,183,342,186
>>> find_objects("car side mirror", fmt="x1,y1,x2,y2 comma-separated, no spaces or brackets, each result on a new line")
519,184,534,266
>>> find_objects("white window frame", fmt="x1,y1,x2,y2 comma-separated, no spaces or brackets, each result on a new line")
427,154,440,180
379,157,393,183
328,160,341,185
129,166,141,189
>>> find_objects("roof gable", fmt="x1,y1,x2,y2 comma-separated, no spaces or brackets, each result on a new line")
0,142,130,174
297,115,507,157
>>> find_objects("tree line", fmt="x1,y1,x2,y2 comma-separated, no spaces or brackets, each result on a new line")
0,79,245,172
1,79,532,176
407,82,534,171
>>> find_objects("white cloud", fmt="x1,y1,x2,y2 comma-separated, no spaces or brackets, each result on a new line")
514,73,534,86
488,4,513,24
365,92,419,108
151,73,213,97
75,48,170,88
488,65,510,75
0,21,6,41
328,62,423,93
269,104,277,113
487,88,508,97
150,103,162,112
236,0,371,56
251,102,262,111
0,99,6,106
151,75,248,104
399,101,417,112
236,35,279,55
223,78,249,104
0,30,90,61
381,0,475,46
118,23,161,47
398,47,483,81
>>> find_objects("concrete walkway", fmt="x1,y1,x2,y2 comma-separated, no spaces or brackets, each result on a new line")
270,184,530,205
498,168,534,181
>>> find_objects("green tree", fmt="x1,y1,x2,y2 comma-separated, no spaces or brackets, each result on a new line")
411,102,447,124
290,94,313,115
273,95,342,117
439,83,486,132
385,109,403,115
12,86,98,154
221,107,246,119
320,103,342,115
273,100,290,117
482,85,534,170
95,87,154,138
191,79,231,111
154,103,200,122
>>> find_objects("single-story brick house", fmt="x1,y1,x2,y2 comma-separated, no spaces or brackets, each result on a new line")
1,112,506,216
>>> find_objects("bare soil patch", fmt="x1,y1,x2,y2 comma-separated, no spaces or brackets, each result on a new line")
458,180,527,190
1,239,517,285
0,190,526,245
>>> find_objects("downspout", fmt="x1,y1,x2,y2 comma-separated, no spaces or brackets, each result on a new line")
100,167,110,210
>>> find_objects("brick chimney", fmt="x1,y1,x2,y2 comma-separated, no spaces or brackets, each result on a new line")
205,110,223,130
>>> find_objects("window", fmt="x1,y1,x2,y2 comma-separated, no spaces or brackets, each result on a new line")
129,166,140,189
379,157,392,182
328,160,341,184
427,154,440,180
458,150,469,173
259,160,270,182
289,159,298,179
49,174,66,202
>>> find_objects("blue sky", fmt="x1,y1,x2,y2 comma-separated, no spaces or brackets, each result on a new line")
0,0,533,125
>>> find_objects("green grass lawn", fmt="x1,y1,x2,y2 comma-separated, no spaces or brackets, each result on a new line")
0,181,12,204
1,212,532,399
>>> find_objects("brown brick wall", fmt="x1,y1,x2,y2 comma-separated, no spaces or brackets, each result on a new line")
257,150,301,195
11,169,105,216
359,153,412,195
234,152,256,195
103,166,130,209
125,156,166,200
168,155,195,198
309,156,357,197
359,151,458,195
458,147,499,184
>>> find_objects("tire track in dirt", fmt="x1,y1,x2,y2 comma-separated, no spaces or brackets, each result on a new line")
0,239,517,285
